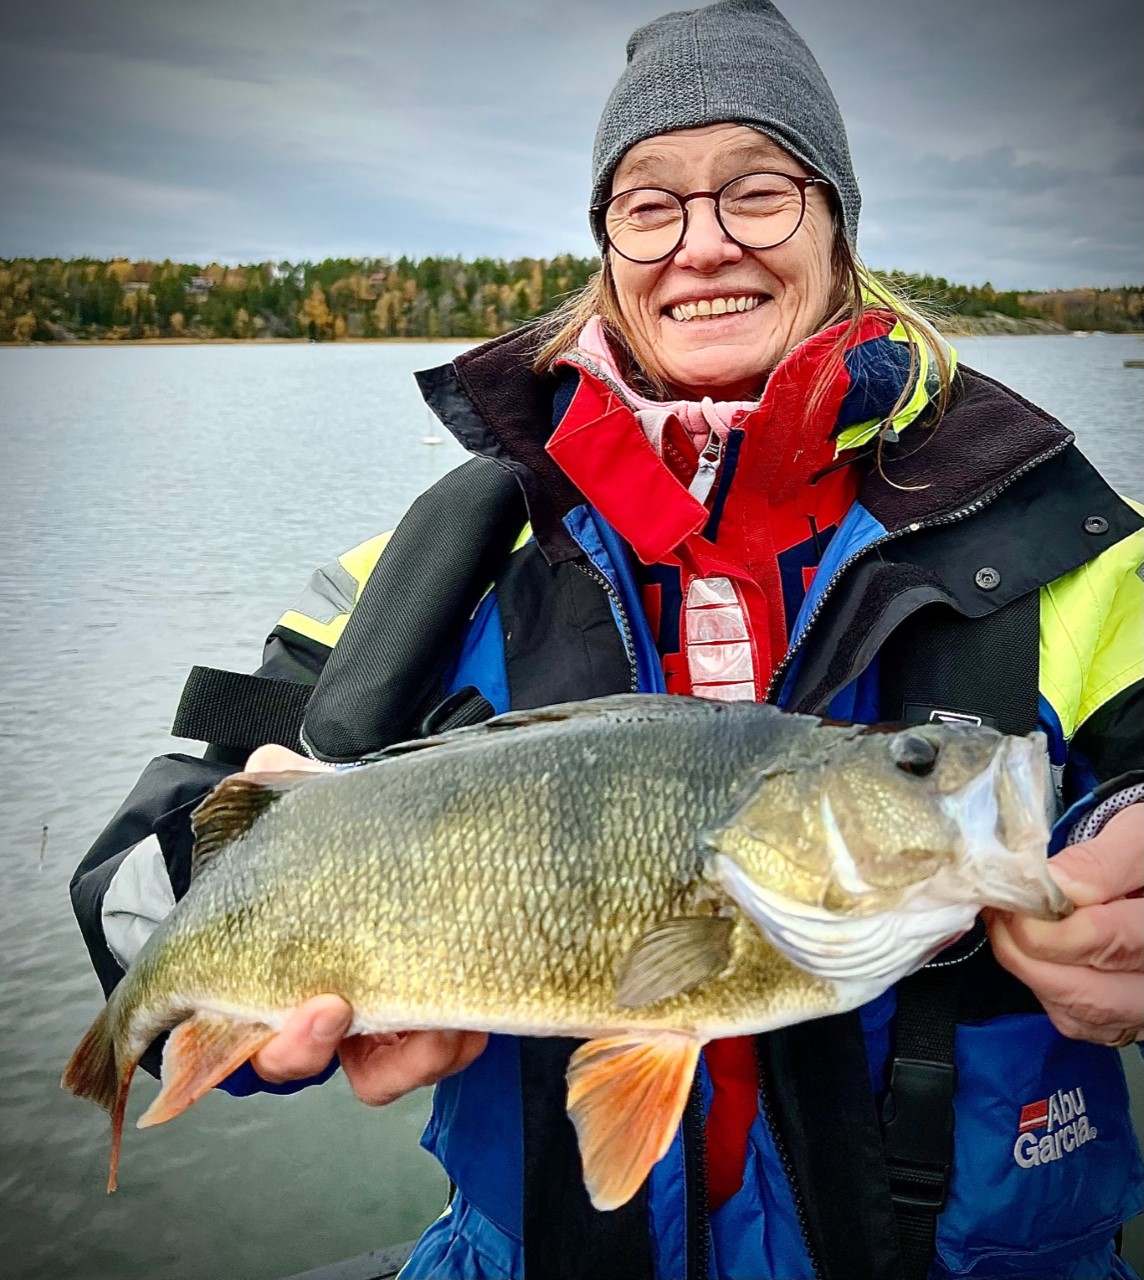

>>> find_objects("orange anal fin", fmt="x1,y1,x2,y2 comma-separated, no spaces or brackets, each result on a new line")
137,1013,276,1130
566,1031,702,1212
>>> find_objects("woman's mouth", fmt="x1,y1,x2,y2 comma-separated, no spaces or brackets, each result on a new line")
665,294,770,323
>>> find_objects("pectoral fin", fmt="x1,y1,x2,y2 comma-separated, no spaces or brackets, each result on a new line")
137,1012,276,1129
615,915,734,1008
566,1031,702,1211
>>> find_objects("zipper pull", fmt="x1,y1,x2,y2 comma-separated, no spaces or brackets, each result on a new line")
688,429,724,504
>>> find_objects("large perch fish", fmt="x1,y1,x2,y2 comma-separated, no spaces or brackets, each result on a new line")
64,695,1070,1208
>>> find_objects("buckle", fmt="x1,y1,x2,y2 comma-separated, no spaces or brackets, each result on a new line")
881,1058,958,1214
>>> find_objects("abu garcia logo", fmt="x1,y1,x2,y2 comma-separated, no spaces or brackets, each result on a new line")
1013,1086,1097,1168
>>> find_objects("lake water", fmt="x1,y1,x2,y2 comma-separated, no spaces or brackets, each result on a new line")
1,334,1142,1280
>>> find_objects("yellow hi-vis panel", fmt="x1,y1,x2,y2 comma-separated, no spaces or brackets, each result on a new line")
276,531,393,649
1039,501,1144,739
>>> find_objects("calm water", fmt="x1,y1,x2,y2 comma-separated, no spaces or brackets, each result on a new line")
1,334,1141,1280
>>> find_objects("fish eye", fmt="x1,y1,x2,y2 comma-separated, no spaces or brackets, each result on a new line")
891,733,939,777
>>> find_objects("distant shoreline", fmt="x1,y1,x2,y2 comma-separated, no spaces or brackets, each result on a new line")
6,324,1143,350
0,335,479,348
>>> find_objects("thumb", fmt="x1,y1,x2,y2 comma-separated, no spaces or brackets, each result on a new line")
1049,805,1144,907
252,994,353,1082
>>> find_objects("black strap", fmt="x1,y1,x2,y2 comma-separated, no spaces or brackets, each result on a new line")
171,666,314,752
519,1039,654,1280
882,966,960,1280
881,588,1042,1279
880,589,1041,737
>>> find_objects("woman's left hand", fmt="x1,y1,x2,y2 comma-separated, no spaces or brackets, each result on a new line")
985,804,1144,1047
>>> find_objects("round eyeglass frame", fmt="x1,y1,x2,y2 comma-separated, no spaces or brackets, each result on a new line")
590,171,831,264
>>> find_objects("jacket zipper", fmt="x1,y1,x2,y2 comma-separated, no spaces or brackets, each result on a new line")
755,1039,824,1279
683,1080,711,1280
688,430,724,504
573,560,640,692
764,440,1071,706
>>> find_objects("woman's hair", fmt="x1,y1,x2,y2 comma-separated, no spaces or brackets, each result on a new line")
532,220,956,444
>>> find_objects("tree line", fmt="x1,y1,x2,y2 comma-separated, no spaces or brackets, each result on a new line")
1,256,1141,343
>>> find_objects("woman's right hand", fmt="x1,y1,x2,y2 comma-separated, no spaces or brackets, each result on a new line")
241,746,488,1103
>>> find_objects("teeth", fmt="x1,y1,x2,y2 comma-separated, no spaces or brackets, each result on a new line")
669,295,762,323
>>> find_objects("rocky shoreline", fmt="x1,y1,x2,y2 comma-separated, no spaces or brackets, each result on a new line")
936,311,1071,336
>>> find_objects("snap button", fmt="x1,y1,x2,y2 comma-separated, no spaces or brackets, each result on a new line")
1083,515,1109,535
975,566,1001,591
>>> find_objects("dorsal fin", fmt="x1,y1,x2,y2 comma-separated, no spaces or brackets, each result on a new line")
361,694,725,764
189,771,319,880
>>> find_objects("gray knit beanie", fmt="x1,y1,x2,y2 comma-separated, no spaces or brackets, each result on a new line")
591,0,860,245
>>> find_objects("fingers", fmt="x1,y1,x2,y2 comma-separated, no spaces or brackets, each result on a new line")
999,897,1143,972
244,744,332,774
988,913,1144,1046
1048,805,1144,907
339,1030,489,1107
251,995,353,1083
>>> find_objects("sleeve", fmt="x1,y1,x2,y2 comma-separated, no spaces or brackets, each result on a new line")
1041,507,1144,849
69,533,393,1085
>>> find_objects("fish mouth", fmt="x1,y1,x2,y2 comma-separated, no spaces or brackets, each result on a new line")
940,732,1070,920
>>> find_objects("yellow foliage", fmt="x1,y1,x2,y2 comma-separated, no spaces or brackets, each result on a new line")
300,282,333,335
334,315,347,339
169,312,185,334
13,312,37,342
107,260,133,283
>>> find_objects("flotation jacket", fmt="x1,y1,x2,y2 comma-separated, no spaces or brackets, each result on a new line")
71,323,1144,1280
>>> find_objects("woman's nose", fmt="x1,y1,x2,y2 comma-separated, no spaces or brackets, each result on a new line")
673,198,743,271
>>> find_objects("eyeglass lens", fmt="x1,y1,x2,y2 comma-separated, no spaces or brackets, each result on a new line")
604,173,808,263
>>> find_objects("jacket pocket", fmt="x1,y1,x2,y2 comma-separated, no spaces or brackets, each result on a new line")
935,1013,1143,1277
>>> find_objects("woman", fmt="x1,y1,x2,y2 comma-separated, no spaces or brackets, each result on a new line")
72,2,1143,1277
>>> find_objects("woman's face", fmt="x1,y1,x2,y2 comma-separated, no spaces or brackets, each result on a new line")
608,123,837,401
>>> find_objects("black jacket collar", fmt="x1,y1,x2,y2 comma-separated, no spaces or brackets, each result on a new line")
415,329,1131,568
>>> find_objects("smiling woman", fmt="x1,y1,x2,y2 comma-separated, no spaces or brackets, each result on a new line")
67,2,1144,1279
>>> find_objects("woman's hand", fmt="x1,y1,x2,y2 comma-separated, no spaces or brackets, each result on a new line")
986,804,1144,1046
241,746,489,1102
251,995,488,1105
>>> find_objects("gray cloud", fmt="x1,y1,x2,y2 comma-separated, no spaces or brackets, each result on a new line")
0,0,1140,286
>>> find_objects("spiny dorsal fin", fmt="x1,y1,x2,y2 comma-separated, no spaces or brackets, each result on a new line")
566,1031,702,1211
615,915,734,1008
362,695,726,764
189,771,319,881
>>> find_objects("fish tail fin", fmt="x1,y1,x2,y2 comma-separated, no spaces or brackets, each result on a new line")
137,1011,275,1130
61,1003,139,1193
566,1031,702,1211
62,1005,119,1111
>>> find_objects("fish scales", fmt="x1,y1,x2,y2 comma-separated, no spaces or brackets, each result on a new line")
128,699,835,1044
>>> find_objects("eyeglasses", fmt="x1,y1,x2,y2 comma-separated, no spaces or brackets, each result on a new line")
591,171,831,264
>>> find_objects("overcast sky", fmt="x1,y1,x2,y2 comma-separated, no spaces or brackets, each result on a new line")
1,0,1140,288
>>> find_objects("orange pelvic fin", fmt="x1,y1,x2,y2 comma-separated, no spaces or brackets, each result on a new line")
566,1030,702,1212
137,1012,276,1130
61,1004,139,1192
